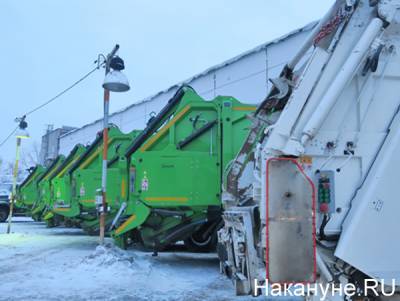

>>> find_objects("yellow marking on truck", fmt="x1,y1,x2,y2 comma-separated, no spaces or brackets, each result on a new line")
115,214,137,235
44,165,61,181
53,207,71,212
23,178,34,187
140,105,191,152
232,106,257,111
57,156,81,178
80,138,114,169
32,207,42,215
144,197,188,202
299,156,313,165
23,172,39,187
121,178,126,199
80,199,95,204
43,212,54,220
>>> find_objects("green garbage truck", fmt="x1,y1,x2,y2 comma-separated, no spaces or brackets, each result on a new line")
33,155,65,224
111,86,255,251
15,165,46,219
68,126,142,234
50,144,87,226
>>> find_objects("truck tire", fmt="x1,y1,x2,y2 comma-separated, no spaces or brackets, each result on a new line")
31,213,41,222
184,231,217,252
45,218,56,228
0,207,9,223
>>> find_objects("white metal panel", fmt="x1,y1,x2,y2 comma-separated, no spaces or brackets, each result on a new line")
335,106,400,281
215,50,267,103
59,122,102,155
190,73,215,100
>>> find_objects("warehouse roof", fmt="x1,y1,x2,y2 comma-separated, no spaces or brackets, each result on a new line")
62,21,317,139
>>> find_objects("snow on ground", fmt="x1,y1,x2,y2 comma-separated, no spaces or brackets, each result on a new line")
0,218,257,301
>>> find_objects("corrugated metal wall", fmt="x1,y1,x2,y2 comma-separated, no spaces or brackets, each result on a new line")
59,24,314,155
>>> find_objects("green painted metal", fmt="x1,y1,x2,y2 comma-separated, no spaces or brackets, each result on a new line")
16,165,46,218
34,156,66,223
113,87,255,250
50,144,87,219
16,87,253,252
68,126,142,233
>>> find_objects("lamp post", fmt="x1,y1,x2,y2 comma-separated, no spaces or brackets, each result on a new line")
7,116,30,234
98,44,130,244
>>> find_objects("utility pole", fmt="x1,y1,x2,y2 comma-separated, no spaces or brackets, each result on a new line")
98,45,130,244
99,85,111,244
7,117,29,234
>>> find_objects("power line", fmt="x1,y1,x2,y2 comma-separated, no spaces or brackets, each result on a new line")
0,126,18,148
25,65,101,116
0,63,103,149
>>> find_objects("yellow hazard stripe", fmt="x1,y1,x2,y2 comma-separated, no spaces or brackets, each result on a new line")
144,197,188,202
80,148,101,170
80,138,114,169
24,178,34,187
80,199,95,204
140,105,191,152
121,178,126,199
232,106,257,111
57,156,81,178
24,172,39,187
53,207,71,212
115,214,137,235
44,166,59,181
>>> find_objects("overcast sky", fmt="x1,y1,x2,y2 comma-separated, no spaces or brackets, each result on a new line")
0,0,334,166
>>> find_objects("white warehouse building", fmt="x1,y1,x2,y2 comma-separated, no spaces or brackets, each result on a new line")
58,23,315,155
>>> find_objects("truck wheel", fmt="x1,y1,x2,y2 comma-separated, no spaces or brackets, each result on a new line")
31,214,41,222
81,223,99,236
64,219,73,228
0,207,9,222
184,231,217,252
114,234,128,250
45,218,55,228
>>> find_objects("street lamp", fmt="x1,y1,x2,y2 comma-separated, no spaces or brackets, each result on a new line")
103,55,130,92
7,116,30,234
98,44,130,245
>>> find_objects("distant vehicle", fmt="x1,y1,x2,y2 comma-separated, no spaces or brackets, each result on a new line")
0,185,11,222
0,183,25,222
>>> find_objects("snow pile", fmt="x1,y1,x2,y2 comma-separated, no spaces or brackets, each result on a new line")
82,243,135,268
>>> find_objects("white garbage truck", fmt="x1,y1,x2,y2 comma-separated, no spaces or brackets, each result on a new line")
218,0,400,299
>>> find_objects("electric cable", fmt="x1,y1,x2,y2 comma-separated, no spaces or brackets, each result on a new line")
0,126,18,148
25,65,101,116
0,62,104,149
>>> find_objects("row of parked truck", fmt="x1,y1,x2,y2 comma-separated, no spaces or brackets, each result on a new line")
14,0,400,298
15,87,255,251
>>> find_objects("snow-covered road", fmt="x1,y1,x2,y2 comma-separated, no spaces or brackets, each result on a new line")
0,218,255,301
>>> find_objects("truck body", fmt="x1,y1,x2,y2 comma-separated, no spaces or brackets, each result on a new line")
112,87,255,251
33,156,65,224
0,184,12,222
15,166,46,220
219,0,400,298
50,144,87,222
68,126,141,234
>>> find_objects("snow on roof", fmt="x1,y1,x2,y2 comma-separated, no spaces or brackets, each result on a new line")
62,21,317,139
